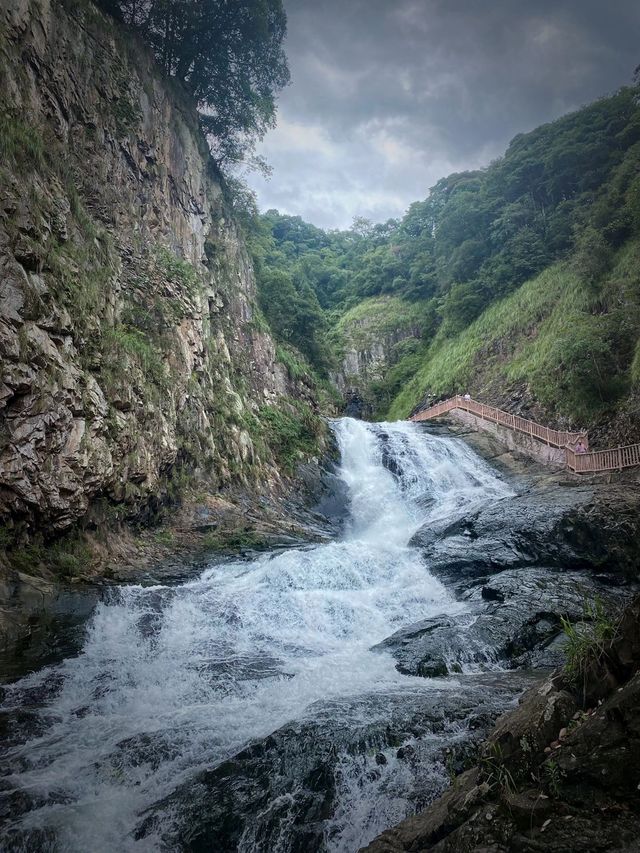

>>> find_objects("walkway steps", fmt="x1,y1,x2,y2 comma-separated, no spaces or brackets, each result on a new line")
410,395,640,474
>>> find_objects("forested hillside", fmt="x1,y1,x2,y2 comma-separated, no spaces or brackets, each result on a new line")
249,84,640,437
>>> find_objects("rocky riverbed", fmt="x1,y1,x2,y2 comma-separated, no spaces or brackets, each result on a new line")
1,420,639,852
363,594,640,853
363,424,640,853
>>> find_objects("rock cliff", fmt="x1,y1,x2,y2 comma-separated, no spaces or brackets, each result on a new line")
0,0,323,543
331,296,424,417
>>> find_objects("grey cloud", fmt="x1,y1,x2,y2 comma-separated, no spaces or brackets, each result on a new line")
247,0,640,228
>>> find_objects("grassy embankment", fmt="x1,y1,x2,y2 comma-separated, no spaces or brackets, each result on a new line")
387,238,640,429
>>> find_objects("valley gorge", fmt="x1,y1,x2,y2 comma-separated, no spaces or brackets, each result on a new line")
2,1,640,852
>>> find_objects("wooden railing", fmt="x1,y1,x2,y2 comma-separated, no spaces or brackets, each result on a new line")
410,395,640,474
411,395,587,448
566,443,640,473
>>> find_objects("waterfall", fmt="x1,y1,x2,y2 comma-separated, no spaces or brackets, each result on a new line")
0,419,512,852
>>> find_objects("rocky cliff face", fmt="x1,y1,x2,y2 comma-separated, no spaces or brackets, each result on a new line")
0,0,320,539
331,296,422,418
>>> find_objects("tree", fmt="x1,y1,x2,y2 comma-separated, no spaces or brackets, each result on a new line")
97,0,289,167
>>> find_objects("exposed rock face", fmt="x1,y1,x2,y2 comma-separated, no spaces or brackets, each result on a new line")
362,598,640,853
0,0,318,535
331,297,422,417
411,480,640,584
335,335,411,393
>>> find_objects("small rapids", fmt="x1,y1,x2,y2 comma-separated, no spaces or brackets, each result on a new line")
0,418,514,852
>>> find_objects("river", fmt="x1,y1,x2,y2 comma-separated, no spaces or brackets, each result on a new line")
1,418,528,851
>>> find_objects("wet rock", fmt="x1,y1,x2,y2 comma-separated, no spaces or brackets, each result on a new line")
0,571,98,680
412,483,640,586
290,437,350,536
135,676,536,852
501,787,552,829
481,585,504,603
373,568,627,677
363,595,640,853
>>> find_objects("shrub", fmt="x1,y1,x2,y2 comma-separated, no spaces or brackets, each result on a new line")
561,597,618,688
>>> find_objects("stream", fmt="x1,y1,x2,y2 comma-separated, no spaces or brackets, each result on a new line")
0,418,579,851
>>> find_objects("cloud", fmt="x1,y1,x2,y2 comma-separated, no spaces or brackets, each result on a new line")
246,0,640,228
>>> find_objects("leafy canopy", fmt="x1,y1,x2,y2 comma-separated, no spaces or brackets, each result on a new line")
97,0,289,166
244,82,640,423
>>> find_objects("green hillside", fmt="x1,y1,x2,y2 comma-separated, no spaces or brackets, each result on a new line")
387,239,640,427
246,82,640,438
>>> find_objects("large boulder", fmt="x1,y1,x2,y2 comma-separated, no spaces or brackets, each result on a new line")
412,484,640,588
372,568,628,678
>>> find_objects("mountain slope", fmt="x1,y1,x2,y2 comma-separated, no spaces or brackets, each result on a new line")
253,85,640,439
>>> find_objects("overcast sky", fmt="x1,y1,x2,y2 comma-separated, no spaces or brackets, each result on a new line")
245,0,640,230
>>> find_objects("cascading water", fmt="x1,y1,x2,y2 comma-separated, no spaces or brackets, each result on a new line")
0,419,513,852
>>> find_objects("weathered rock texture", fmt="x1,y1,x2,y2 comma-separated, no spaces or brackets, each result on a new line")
363,595,640,853
0,0,320,536
331,296,422,418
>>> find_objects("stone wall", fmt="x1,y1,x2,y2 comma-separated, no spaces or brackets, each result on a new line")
0,0,319,535
442,411,568,467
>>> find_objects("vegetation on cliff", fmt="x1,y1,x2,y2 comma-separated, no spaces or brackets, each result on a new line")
0,0,326,568
94,0,289,167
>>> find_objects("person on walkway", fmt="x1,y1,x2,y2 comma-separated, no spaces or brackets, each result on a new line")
463,393,471,401
575,439,587,454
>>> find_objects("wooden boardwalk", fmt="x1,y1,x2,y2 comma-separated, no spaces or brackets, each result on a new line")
410,395,640,474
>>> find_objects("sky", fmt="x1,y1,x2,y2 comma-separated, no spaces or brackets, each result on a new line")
246,0,640,230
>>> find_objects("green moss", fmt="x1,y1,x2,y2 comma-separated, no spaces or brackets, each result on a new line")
0,525,16,549
64,175,100,240
200,527,268,553
6,533,93,578
102,324,169,388
52,535,94,577
6,542,44,575
332,295,426,356
275,345,310,381
47,242,111,333
153,529,175,546
155,246,201,296
249,304,271,334
113,95,141,138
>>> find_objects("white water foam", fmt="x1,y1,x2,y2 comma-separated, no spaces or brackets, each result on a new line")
1,418,512,852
